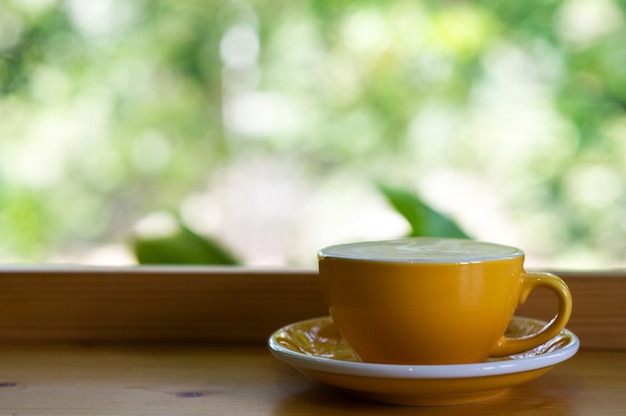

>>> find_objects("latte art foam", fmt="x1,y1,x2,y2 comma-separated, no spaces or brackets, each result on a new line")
319,238,524,263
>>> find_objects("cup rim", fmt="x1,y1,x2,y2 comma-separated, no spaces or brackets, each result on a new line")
318,237,525,264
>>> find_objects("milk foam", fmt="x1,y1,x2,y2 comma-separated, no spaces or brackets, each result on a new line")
319,238,523,263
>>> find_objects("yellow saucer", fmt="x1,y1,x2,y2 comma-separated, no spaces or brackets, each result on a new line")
268,316,579,406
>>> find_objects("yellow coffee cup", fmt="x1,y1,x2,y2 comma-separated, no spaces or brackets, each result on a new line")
318,238,572,365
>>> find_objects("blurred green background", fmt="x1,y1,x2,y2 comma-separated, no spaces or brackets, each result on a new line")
0,0,624,268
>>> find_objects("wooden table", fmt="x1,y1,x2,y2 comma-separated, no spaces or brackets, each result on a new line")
1,268,625,415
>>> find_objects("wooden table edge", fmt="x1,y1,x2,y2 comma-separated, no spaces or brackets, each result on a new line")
0,267,623,349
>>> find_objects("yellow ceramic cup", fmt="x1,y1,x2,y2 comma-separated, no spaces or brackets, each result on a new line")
318,238,572,365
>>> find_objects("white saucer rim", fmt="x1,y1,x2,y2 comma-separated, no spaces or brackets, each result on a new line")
268,316,580,380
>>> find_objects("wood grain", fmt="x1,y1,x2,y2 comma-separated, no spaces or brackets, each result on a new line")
0,268,625,415
0,267,324,344
0,345,623,415
0,267,624,348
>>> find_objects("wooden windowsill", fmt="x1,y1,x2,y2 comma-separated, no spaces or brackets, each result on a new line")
0,267,624,415
0,267,623,348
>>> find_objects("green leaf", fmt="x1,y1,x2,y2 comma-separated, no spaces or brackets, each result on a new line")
133,224,239,265
379,184,470,239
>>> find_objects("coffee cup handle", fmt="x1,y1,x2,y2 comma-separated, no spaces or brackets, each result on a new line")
490,272,572,357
